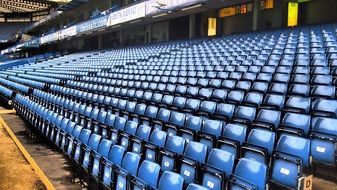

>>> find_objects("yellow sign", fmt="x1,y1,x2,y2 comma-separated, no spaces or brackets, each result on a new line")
219,7,236,18
208,18,216,36
303,175,313,190
288,2,298,27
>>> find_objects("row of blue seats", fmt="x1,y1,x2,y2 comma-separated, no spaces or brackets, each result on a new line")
13,93,313,190
47,83,337,118
27,88,336,169
64,78,337,100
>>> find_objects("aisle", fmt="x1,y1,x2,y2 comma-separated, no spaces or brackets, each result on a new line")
0,113,45,190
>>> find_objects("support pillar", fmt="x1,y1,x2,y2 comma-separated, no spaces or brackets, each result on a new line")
189,14,196,38
253,0,261,31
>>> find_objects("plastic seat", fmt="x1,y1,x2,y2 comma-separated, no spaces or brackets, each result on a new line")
214,103,235,121
271,134,311,189
226,91,244,104
288,84,310,97
285,96,311,114
115,152,141,190
199,101,217,118
251,82,268,93
132,124,152,154
145,130,167,161
180,141,208,184
167,111,186,135
132,160,161,189
242,128,276,164
154,108,171,130
173,97,186,110
73,129,91,162
186,183,209,190
311,85,336,99
223,123,247,146
158,171,184,190
199,119,223,152
180,115,203,141
269,83,288,95
262,94,285,110
82,134,101,170
279,112,311,136
233,106,256,124
243,92,263,107
211,89,228,102
184,99,201,113
229,158,268,190
253,109,281,130
311,99,337,118
198,88,213,100
161,135,186,171
91,139,113,179
201,148,235,190
122,121,139,147
310,117,337,166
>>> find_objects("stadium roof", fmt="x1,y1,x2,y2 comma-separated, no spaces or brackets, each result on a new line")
0,0,67,13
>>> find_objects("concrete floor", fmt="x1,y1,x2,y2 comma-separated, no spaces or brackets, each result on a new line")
0,108,336,190
0,111,82,190
0,117,44,190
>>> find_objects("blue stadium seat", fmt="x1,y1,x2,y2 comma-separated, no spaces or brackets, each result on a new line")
229,158,268,190
73,129,92,162
132,124,151,154
311,99,337,118
115,152,141,190
199,119,223,152
201,148,235,190
145,130,167,162
82,134,101,170
310,117,337,166
242,128,276,164
253,109,281,130
132,160,161,189
158,171,184,190
102,145,126,188
279,112,311,136
223,123,247,146
180,141,208,184
214,103,235,121
271,134,311,189
233,106,256,124
161,135,186,171
91,139,113,180
180,115,203,141
186,183,209,190
285,96,311,114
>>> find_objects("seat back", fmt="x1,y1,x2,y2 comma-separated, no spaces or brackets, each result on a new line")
149,130,167,147
138,160,161,188
207,148,235,179
202,119,223,138
88,134,101,151
223,123,247,145
165,135,186,154
184,141,208,163
276,134,311,167
233,158,267,190
79,129,92,144
247,128,276,156
121,152,141,176
97,139,113,158
136,124,152,140
109,145,126,166
158,171,184,190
